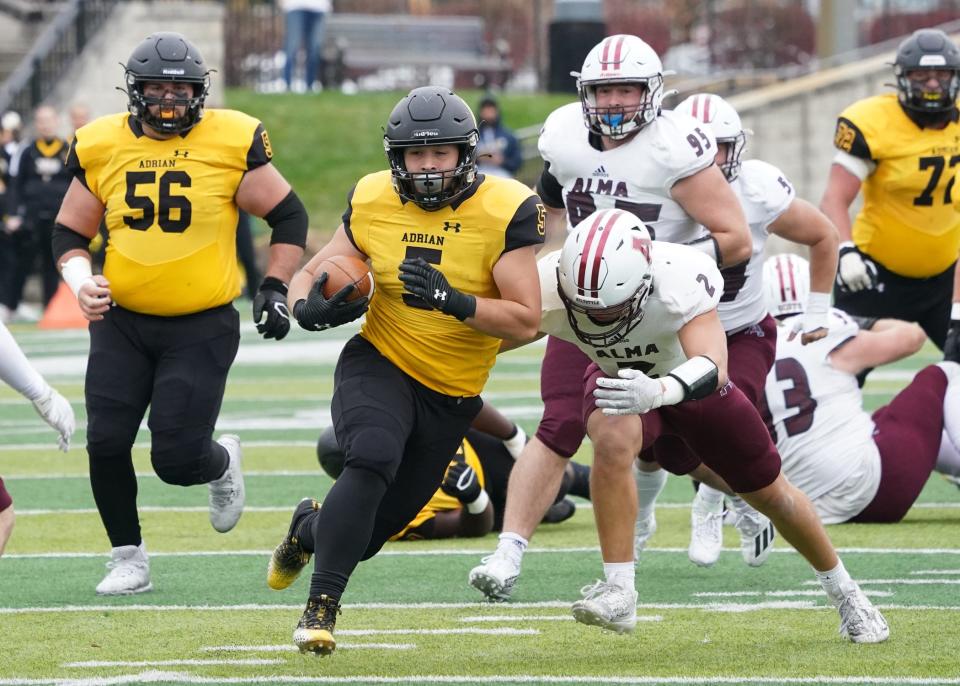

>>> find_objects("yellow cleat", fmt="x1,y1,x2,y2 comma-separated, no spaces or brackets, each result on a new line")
293,594,341,656
267,498,318,590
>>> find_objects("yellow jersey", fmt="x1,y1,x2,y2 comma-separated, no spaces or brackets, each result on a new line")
67,110,273,315
833,94,960,277
344,171,544,397
390,436,486,541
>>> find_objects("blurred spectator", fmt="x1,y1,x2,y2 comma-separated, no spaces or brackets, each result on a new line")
68,102,91,141
282,0,331,92
476,96,521,178
3,106,70,315
0,112,21,229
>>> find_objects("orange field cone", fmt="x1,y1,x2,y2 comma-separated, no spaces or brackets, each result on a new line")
39,282,88,330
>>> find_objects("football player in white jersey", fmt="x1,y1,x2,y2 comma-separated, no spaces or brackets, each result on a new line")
499,209,888,642
469,34,752,603
633,93,841,567
763,253,960,522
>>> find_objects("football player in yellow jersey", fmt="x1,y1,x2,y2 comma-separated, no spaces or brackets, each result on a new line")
265,86,544,655
821,28,960,357
51,33,307,595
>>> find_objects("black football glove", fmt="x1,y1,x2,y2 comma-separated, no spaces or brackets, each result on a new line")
252,277,290,341
398,257,476,321
945,311,960,364
292,272,369,331
440,459,482,504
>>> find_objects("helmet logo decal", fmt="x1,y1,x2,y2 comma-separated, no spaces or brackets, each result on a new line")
162,68,185,75
919,55,948,67
412,129,440,137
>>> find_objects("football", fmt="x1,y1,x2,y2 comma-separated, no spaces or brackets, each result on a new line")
317,255,374,302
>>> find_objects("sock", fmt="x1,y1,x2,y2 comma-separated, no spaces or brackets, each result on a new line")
568,461,592,500
603,561,635,590
208,440,230,482
815,559,858,607
696,484,725,511
496,531,528,565
634,466,667,523
728,495,752,513
502,424,527,460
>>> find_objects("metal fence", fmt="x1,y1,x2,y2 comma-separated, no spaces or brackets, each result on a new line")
0,0,118,117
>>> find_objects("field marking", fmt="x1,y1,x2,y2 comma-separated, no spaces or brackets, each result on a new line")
2,670,960,685
910,569,960,575
62,659,282,667
338,628,540,636
7,545,960,560
457,614,662,623
692,590,894,598
802,578,960,586
0,440,319,452
200,643,415,651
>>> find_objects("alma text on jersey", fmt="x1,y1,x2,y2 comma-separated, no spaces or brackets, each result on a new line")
139,159,179,169
571,176,628,198
595,343,660,360
401,232,445,246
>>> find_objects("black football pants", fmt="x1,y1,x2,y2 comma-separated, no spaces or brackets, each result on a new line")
85,303,240,548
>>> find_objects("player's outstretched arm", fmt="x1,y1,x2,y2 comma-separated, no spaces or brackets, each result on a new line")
769,197,840,344
829,321,926,376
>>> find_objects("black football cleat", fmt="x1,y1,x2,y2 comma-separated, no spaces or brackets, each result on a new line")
267,498,318,590
293,594,341,655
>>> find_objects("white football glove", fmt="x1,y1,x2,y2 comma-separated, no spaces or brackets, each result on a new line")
787,292,831,344
594,368,664,415
31,386,75,452
836,242,878,293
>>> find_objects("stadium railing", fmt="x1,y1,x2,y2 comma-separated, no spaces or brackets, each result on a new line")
0,0,117,117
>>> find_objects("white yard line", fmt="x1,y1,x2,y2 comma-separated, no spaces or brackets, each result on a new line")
457,614,662,623
802,578,960,585
62,659,281,667
693,590,894,598
200,643,415,651
910,569,960,574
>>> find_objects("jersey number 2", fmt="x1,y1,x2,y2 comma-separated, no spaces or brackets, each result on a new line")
123,170,192,233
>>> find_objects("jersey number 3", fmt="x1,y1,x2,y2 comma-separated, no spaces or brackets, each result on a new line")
123,170,193,233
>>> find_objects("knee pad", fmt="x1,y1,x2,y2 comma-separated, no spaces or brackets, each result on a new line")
340,426,405,482
938,365,960,453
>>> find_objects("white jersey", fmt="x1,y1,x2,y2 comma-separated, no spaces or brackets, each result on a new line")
717,159,794,332
538,103,714,243
538,241,721,377
763,309,881,523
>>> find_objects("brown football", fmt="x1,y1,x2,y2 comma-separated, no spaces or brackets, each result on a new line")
317,255,374,302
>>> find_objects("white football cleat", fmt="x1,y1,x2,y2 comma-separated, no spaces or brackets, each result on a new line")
468,550,520,602
633,511,657,562
571,580,638,634
688,491,724,567
838,587,890,643
731,498,775,567
96,543,152,595
209,434,245,533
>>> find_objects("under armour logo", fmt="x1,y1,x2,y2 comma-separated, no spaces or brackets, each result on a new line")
173,149,189,158
442,221,461,232
434,289,447,301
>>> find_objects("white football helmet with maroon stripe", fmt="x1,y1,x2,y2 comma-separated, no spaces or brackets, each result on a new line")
576,34,665,139
763,253,809,319
557,208,653,346
675,93,750,181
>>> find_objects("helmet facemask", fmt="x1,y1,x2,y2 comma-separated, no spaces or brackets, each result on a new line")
557,268,651,347
124,70,210,134
716,131,747,181
896,66,960,113
578,77,663,139
385,134,479,211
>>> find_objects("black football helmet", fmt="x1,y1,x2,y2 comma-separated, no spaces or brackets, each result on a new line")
383,86,479,211
894,29,960,113
122,32,211,134
316,427,345,480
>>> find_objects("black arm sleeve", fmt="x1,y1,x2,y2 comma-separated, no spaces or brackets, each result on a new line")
340,184,361,252
833,117,873,160
264,190,308,248
246,123,273,170
52,223,93,263
535,162,566,209
503,195,546,254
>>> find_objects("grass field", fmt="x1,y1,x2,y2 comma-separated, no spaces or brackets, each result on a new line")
223,89,576,234
1,315,959,686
